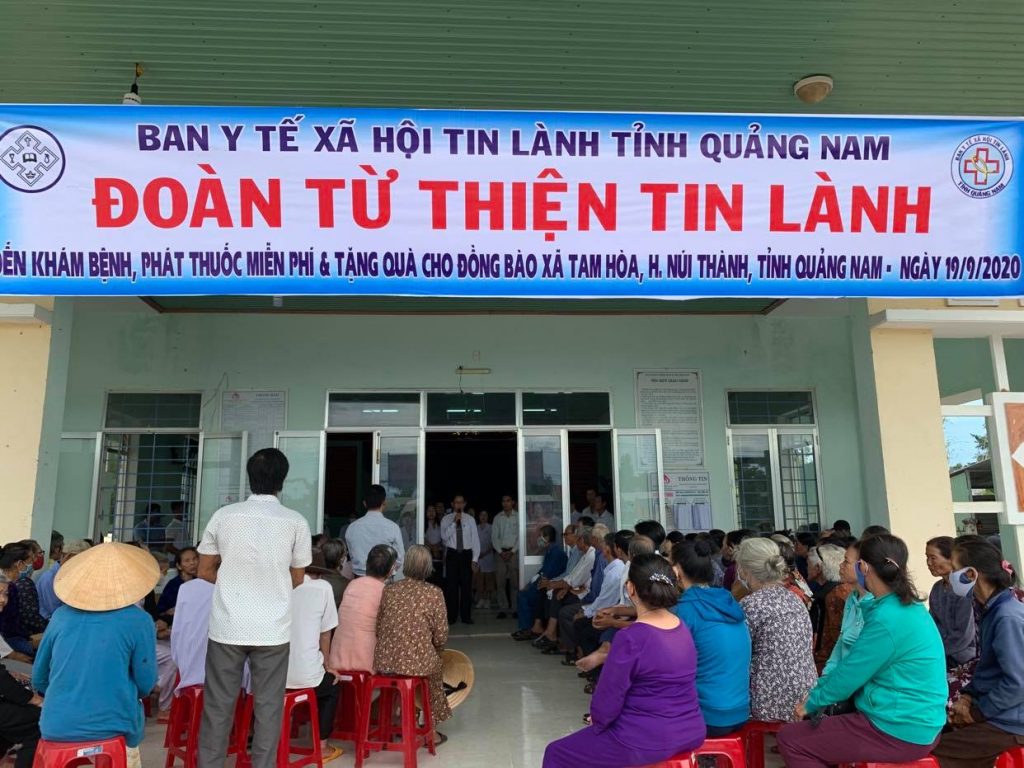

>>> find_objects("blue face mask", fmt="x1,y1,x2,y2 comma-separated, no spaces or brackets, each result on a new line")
19,564,33,579
855,561,867,590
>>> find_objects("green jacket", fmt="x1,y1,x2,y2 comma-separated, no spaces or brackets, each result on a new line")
806,593,947,745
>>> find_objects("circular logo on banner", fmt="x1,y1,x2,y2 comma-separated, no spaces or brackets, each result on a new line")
0,125,66,193
952,135,1013,198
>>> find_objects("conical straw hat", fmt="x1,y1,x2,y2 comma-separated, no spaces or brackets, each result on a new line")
55,542,160,612
440,649,474,710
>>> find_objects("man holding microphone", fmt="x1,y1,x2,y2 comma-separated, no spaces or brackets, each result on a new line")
440,494,480,625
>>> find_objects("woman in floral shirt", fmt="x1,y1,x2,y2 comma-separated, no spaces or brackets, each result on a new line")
736,537,818,722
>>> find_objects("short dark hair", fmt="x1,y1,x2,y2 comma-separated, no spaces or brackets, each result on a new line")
628,553,680,609
366,544,398,578
321,539,347,570
634,520,666,549
613,529,634,557
49,531,64,558
796,532,817,548
861,524,890,538
364,484,387,510
860,534,922,605
540,524,557,542
671,540,715,585
578,515,595,527
833,519,852,533
666,531,685,546
927,536,955,560
0,543,31,570
247,448,289,494
707,529,726,548
953,538,1016,590
174,546,198,568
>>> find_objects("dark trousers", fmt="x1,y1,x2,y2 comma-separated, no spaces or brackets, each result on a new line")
558,604,586,652
777,713,937,768
445,548,473,623
0,700,40,768
577,616,605,656
199,640,290,768
934,721,1024,768
544,592,579,624
305,673,340,739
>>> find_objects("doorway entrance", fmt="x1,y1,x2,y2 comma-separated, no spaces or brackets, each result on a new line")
425,432,517,516
323,433,373,536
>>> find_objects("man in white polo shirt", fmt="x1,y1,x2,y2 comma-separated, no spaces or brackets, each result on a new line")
197,448,312,768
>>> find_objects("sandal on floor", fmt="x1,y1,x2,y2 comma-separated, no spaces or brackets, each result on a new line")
582,713,592,725
436,733,449,747
584,682,597,695
542,645,563,655
321,745,344,764
561,658,578,666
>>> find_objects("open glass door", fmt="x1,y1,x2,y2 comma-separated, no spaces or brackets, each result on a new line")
373,430,424,548
613,429,665,531
518,429,569,585
274,431,325,534
195,432,247,541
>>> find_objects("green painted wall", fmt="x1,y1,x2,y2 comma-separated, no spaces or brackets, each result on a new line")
57,301,869,533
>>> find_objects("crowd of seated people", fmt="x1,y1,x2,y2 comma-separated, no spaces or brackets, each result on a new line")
524,519,1024,768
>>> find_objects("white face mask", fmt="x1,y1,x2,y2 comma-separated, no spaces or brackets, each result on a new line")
950,566,977,598
536,536,548,548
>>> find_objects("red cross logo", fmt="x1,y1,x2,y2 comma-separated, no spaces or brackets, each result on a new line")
963,147,1002,186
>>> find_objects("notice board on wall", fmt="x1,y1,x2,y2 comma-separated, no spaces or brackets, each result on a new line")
221,390,287,456
635,370,705,469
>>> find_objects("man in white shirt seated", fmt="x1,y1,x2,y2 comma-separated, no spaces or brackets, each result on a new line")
344,485,405,578
532,526,596,651
558,529,629,662
439,495,480,625
286,551,342,763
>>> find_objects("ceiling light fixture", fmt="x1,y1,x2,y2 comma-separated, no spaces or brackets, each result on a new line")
122,63,143,105
793,75,833,105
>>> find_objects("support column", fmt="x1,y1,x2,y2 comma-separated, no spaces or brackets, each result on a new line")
0,299,56,544
862,324,953,587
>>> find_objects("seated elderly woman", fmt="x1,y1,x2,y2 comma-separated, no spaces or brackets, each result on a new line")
0,575,41,768
32,543,159,768
329,544,398,673
809,542,853,673
0,543,47,659
374,545,451,745
735,537,817,723
543,554,705,768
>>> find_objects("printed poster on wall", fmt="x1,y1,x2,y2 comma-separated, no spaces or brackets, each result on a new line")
665,471,712,533
221,390,287,457
636,370,704,468
1,105,1023,297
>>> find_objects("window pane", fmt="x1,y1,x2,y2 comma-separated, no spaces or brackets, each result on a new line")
944,416,996,502
427,392,516,426
328,393,420,428
934,339,997,401
379,435,420,537
522,392,611,426
733,433,774,532
524,434,564,556
277,435,321,532
105,393,202,429
728,392,814,425
616,433,659,530
778,433,821,531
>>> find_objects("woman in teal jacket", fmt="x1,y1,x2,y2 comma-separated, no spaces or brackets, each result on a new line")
778,534,947,768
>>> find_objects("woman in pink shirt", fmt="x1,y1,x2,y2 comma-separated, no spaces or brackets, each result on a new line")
329,545,398,672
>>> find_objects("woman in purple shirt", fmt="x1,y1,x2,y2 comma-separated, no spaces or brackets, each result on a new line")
543,554,706,768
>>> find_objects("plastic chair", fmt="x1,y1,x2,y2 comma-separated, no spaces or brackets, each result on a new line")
355,675,435,768
164,685,204,768
330,671,371,744
230,692,255,768
641,734,747,768
276,689,321,768
32,737,128,768
740,721,784,768
997,748,1024,768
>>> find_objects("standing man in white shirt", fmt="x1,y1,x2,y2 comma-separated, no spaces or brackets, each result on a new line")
571,488,598,524
343,485,405,577
440,494,480,625
592,494,615,530
197,448,312,768
286,550,342,763
492,494,520,620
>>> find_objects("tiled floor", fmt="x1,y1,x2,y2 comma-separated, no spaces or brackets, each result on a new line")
141,612,589,768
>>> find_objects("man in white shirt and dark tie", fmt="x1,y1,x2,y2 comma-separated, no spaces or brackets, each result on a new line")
440,494,480,624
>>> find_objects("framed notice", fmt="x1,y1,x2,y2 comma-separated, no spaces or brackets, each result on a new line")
221,390,288,457
987,392,1024,524
665,471,712,533
635,370,705,469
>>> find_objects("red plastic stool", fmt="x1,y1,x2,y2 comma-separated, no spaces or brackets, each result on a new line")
841,760,939,768
330,671,371,744
997,748,1024,768
32,737,128,768
355,675,435,768
164,685,204,768
276,689,321,768
642,735,748,768
230,692,255,768
740,721,784,768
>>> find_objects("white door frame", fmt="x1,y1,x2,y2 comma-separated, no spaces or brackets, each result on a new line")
611,428,666,528
274,430,326,533
373,428,426,545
